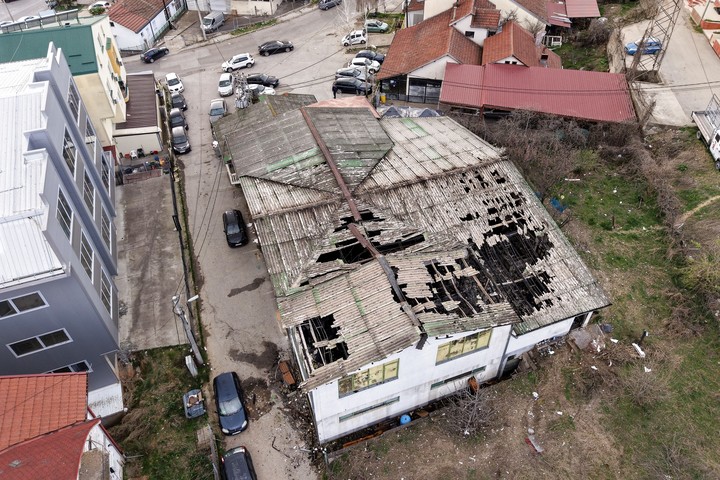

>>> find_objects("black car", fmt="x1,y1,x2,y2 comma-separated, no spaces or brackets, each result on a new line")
213,372,248,435
258,40,293,56
222,210,248,247
168,108,188,130
355,49,385,64
140,47,169,63
170,92,187,111
222,447,257,480
246,73,279,88
333,77,372,95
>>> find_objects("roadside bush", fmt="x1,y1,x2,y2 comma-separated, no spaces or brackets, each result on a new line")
443,387,497,437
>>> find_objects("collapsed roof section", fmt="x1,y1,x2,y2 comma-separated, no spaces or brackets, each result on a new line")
220,96,610,391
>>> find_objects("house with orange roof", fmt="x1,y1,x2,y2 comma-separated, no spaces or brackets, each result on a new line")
377,6,482,103
482,20,561,67
109,0,186,51
0,373,124,480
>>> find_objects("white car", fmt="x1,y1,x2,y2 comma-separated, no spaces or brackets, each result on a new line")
342,30,366,47
218,73,235,96
244,84,275,96
18,16,39,23
89,1,111,10
221,53,255,72
348,57,380,74
165,73,184,93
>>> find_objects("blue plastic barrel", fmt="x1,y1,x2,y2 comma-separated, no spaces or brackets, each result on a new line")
400,414,411,425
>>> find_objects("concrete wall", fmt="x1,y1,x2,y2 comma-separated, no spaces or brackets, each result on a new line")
488,0,544,29
310,325,512,443
114,131,163,155
86,422,124,478
452,16,490,46
411,54,457,81
422,0,454,21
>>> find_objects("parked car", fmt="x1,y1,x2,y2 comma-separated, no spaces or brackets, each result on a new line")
245,84,276,97
335,67,369,81
258,40,294,56
140,47,169,63
222,446,257,480
222,53,255,72
213,371,248,435
348,57,380,74
246,73,279,88
333,77,372,95
165,72,184,93
170,92,187,111
342,30,366,47
18,16,39,23
222,210,248,247
209,98,228,124
355,49,385,64
171,126,191,154
218,73,235,96
319,0,341,9
624,37,662,55
89,1,111,10
168,108,188,130
364,19,389,33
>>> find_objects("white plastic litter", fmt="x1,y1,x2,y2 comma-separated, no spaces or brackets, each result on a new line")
644,366,652,373
632,343,646,358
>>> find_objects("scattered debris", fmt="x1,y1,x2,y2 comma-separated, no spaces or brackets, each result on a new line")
532,391,539,400
632,343,646,358
644,366,652,373
525,434,544,454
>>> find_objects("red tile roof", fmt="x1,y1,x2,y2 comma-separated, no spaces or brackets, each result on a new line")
471,6,501,29
546,1,571,27
482,21,561,68
378,8,482,80
450,0,475,22
565,0,600,18
110,0,166,33
514,0,549,22
0,373,87,450
0,419,99,480
406,0,424,12
440,63,636,123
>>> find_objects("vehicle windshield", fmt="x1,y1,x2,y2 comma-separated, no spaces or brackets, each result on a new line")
219,396,242,416
173,132,188,143
168,77,180,86
171,116,182,126
219,79,232,87
202,18,211,25
210,107,225,116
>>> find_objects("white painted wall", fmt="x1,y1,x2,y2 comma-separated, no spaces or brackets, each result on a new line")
489,0,545,29
505,317,574,359
310,325,512,443
408,10,424,26
492,54,523,65
411,54,458,81
452,16,490,46
85,422,124,480
423,0,455,20
114,131,162,156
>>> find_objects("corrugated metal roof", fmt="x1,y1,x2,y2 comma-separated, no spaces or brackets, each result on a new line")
441,63,636,123
565,0,600,18
115,73,158,130
225,107,610,391
0,56,64,287
0,18,101,76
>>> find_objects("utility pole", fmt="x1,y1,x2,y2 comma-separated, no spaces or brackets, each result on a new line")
172,295,204,365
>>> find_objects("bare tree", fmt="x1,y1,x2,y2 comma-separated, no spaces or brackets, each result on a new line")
443,387,497,437
336,0,360,32
485,110,586,201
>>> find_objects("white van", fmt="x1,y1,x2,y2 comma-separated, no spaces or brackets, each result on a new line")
202,11,225,33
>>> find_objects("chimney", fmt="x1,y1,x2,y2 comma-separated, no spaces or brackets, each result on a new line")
452,1,459,21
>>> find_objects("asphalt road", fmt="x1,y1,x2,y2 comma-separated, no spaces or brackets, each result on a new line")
121,5,373,479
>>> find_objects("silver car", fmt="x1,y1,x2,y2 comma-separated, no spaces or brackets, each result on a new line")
209,98,228,124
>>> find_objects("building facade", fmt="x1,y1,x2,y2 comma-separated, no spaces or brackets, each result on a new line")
0,44,121,417
0,11,127,150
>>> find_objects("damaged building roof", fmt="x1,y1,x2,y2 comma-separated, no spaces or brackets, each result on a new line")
218,96,610,391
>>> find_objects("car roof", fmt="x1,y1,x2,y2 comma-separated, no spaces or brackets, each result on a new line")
220,72,232,79
169,108,182,114
233,53,250,58
210,98,225,106
171,125,186,135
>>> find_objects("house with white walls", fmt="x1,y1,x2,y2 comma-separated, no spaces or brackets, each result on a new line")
211,96,610,443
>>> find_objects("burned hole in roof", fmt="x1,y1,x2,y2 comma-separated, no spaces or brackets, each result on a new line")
470,221,555,317
299,315,349,368
334,210,384,232
423,261,485,316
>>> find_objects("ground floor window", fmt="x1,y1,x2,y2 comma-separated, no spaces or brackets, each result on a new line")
430,366,486,390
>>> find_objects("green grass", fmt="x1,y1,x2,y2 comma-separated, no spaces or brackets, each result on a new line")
109,346,212,480
553,43,609,72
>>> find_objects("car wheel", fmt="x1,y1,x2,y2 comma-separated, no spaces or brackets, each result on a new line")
164,48,169,54
285,47,291,52
262,51,269,56
696,130,702,140
361,40,366,44
149,58,154,63
343,42,349,47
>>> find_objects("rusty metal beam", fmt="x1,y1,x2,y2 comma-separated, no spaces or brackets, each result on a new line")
300,107,361,221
